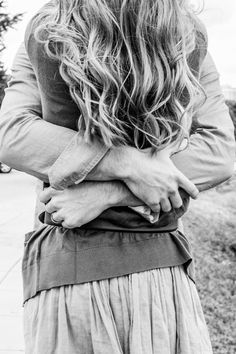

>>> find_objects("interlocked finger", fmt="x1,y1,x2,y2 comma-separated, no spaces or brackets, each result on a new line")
177,173,199,199
39,187,54,204
169,191,183,209
160,198,172,213
45,200,58,214
39,187,62,204
51,212,64,225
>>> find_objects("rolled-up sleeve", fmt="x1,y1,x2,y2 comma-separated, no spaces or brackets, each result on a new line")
172,52,235,191
0,43,108,183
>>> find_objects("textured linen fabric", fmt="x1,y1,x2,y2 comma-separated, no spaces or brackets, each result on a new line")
24,266,213,354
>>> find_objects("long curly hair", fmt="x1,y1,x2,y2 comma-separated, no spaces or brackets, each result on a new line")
34,0,206,150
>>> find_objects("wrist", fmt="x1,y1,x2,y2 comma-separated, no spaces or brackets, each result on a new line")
106,181,141,208
96,146,137,181
104,181,125,208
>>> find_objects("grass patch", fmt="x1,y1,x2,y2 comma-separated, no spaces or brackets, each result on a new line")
183,174,236,353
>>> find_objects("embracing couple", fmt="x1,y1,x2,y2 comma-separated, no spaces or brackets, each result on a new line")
0,0,235,353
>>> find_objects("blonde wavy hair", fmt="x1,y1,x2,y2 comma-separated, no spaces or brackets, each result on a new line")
34,0,206,149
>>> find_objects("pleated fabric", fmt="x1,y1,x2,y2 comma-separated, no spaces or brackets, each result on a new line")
23,266,212,354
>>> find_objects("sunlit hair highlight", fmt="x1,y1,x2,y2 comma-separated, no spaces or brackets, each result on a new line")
34,0,206,149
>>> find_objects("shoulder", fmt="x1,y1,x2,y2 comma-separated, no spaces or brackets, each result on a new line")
194,16,208,44
188,16,208,75
24,1,54,54
193,16,208,64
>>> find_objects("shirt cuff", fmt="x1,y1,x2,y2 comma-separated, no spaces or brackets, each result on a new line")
48,134,109,190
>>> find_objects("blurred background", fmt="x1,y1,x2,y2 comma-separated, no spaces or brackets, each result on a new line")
0,0,235,353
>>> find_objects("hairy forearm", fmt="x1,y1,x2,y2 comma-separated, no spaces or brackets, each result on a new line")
85,146,134,182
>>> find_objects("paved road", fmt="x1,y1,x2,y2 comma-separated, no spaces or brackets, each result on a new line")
0,170,37,353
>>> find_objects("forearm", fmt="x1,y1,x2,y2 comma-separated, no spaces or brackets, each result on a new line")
90,53,235,192
3,44,234,194
0,44,73,181
172,53,235,191
171,122,235,192
0,43,108,183
84,146,134,182
106,180,142,208
106,180,160,223
51,52,236,193
0,110,109,184
0,111,76,182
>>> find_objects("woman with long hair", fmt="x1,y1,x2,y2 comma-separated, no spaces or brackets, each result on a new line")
35,0,204,151
0,0,235,353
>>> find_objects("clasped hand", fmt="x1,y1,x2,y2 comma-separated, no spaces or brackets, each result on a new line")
40,182,116,229
40,148,199,229
123,148,199,213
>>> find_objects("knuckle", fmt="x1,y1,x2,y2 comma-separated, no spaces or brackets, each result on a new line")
163,206,171,212
150,201,159,207
50,188,58,195
161,200,171,212
45,204,54,213
156,186,165,197
170,172,177,180
49,187,58,197
150,203,160,210
51,200,57,207
39,194,45,203
165,176,173,186
174,202,182,209
146,194,158,204
62,215,81,229
168,188,177,196
166,180,177,192
62,221,74,229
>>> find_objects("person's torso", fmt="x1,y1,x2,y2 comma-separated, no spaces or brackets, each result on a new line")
25,8,207,232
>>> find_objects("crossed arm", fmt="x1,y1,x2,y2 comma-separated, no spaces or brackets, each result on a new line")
0,43,235,227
